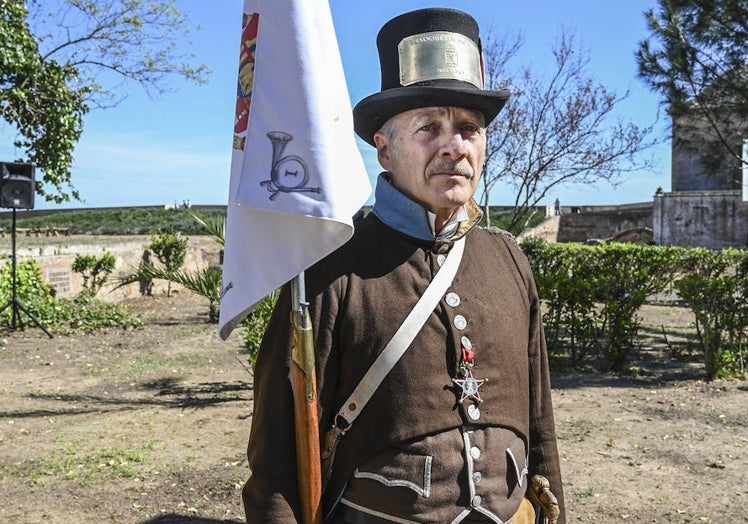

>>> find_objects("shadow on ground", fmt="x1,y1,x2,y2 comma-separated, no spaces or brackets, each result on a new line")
0,379,252,419
140,515,243,524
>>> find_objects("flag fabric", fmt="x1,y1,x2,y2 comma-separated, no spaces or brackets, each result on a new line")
219,0,371,339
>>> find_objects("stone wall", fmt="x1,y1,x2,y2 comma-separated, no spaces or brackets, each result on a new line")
522,193,748,248
0,235,222,300
653,190,748,248
555,203,654,243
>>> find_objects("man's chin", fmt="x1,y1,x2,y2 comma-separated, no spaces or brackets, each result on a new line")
429,195,472,211
439,186,474,203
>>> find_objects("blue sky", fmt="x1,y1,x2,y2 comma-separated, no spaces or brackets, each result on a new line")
1,0,670,210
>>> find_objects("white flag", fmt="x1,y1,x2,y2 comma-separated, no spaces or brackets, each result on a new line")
219,0,371,339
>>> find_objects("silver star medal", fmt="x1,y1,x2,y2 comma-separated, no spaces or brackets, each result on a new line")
453,362,487,421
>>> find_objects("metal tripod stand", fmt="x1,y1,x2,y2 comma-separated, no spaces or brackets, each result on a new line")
0,208,53,338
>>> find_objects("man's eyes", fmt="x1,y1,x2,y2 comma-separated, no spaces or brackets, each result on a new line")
417,123,482,132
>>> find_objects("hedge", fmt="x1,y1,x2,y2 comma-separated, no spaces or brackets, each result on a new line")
520,238,747,380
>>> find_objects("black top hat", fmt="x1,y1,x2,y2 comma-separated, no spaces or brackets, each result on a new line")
353,7,510,146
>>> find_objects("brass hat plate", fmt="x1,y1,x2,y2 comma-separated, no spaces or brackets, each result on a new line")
398,31,483,88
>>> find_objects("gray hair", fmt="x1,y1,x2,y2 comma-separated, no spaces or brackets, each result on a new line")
376,117,400,161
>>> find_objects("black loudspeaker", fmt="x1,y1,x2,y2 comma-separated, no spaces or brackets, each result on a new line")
0,162,35,209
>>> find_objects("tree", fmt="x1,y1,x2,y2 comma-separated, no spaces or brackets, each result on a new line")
481,30,656,232
0,0,86,203
148,231,188,297
636,0,748,176
0,0,209,203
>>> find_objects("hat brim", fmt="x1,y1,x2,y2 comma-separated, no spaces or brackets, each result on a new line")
353,86,510,146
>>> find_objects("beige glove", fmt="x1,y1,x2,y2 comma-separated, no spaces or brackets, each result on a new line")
526,474,560,524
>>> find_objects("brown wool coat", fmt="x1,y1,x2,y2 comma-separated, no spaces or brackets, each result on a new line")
243,211,565,523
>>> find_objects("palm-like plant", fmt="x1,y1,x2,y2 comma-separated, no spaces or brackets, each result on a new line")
115,264,223,321
191,212,225,247
114,212,225,321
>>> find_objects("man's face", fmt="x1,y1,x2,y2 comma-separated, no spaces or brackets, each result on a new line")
374,106,486,221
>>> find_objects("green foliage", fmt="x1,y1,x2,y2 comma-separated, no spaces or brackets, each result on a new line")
116,263,222,321
149,232,187,271
522,239,746,380
241,291,279,366
0,257,141,333
0,206,227,235
148,232,187,297
521,240,679,371
0,257,55,324
30,0,209,105
675,248,748,380
71,252,116,297
0,0,209,203
190,211,225,247
0,0,87,203
479,208,544,235
589,244,682,372
637,0,748,173
48,294,143,334
114,211,225,320
522,239,602,367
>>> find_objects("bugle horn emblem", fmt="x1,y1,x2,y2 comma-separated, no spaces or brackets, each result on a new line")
261,131,321,200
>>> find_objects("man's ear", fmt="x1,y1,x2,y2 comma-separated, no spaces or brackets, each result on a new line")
373,132,392,171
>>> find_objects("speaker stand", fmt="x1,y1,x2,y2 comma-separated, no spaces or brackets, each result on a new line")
0,208,53,338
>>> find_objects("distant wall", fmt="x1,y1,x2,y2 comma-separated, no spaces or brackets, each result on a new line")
556,203,654,243
653,190,748,248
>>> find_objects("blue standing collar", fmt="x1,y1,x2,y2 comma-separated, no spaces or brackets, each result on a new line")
371,173,436,242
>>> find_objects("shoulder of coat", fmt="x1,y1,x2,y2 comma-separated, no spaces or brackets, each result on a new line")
480,226,519,247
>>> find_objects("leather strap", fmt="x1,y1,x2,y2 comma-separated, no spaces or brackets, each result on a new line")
335,237,465,429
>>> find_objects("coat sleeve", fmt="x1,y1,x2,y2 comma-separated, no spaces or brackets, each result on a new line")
526,273,566,524
242,284,302,522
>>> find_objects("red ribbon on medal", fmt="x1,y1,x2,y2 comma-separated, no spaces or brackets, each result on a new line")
461,345,474,364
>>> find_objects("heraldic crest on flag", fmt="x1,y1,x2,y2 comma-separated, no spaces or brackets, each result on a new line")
233,10,257,152
219,0,371,340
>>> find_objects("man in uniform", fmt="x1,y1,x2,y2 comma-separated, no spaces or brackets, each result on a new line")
243,7,565,524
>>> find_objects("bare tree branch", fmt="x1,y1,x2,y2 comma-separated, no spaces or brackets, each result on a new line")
482,30,658,232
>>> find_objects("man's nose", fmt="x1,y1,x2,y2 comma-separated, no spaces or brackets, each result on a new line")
440,131,468,158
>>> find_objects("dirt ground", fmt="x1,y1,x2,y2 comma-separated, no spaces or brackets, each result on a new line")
0,292,746,523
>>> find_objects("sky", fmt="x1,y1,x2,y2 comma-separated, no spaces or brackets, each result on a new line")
1,0,672,211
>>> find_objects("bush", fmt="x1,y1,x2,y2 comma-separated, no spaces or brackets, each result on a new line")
72,253,116,297
589,244,682,372
0,258,56,326
47,295,144,334
522,239,602,368
0,258,142,334
521,239,746,380
675,248,748,380
114,212,224,321
521,240,681,372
